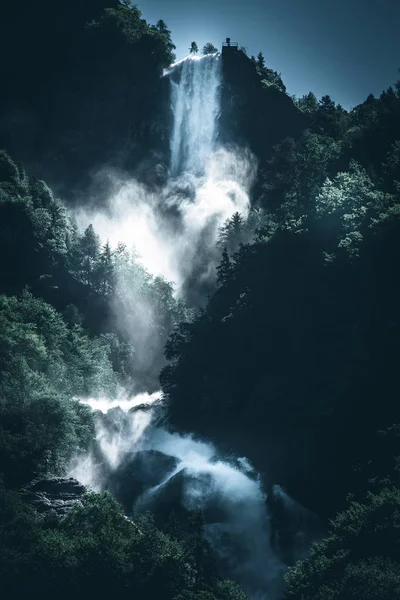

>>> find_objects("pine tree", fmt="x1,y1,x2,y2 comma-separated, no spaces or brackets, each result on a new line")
297,91,319,114
96,241,115,296
78,224,101,287
156,19,169,35
217,247,232,286
256,51,266,72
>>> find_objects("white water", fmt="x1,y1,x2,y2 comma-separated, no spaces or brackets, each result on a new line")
142,427,286,598
168,54,221,176
74,55,255,298
69,55,304,599
70,397,285,599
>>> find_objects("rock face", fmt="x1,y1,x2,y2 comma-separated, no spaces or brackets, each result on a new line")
20,477,86,520
266,484,322,566
105,450,179,514
219,51,308,163
0,1,172,202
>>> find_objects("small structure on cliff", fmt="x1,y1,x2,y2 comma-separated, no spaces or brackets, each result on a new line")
222,37,238,55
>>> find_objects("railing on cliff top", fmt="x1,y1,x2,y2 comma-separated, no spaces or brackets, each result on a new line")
221,42,239,55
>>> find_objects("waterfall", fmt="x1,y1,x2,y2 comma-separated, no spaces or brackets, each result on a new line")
169,54,221,176
69,54,315,600
75,53,254,300
70,398,286,600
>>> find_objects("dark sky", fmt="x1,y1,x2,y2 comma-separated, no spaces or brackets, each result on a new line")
138,0,399,109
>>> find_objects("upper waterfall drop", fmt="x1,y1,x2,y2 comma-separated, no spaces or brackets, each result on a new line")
168,54,222,177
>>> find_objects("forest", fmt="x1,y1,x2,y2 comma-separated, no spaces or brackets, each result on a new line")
0,1,400,599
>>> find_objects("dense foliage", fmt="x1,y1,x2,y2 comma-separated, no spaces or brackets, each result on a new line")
0,149,189,387
163,76,400,513
0,1,175,194
251,52,287,94
285,488,400,600
0,148,240,599
0,489,247,600
0,81,239,599
284,426,400,599
160,65,400,597
0,291,113,486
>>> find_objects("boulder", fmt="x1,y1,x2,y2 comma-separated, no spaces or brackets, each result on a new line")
266,484,322,565
104,449,179,514
20,477,86,520
136,467,229,527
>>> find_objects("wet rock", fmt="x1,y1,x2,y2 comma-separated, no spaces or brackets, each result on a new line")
220,50,308,161
20,477,86,520
105,449,179,514
136,467,229,527
266,483,322,565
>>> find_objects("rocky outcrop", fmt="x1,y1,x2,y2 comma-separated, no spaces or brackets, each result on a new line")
266,484,322,566
20,477,86,520
105,450,179,514
219,51,308,163
0,1,172,202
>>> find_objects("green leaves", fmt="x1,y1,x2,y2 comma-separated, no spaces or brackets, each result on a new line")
315,162,392,260
0,291,124,485
285,488,400,599
0,488,246,599
253,52,286,93
87,4,176,65
262,131,340,211
202,43,218,56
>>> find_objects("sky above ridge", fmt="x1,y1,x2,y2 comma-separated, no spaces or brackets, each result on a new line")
138,0,399,109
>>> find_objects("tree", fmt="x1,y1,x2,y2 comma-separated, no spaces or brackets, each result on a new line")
0,292,105,485
285,488,400,600
256,51,265,71
216,248,232,286
314,94,350,139
189,41,199,54
95,241,115,296
262,131,340,210
202,42,218,55
254,51,286,93
154,18,176,59
77,224,101,287
296,91,319,114
156,19,170,35
217,212,247,255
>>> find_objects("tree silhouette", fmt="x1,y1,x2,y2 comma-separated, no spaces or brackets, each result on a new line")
202,42,218,55
189,41,199,54
256,51,266,70
156,19,169,35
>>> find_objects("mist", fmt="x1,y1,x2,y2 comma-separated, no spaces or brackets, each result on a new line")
70,395,286,599
75,146,256,299
69,53,314,600
74,53,256,302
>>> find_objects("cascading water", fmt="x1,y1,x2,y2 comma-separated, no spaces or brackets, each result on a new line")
70,397,286,600
70,54,316,600
169,54,221,176
75,53,254,302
